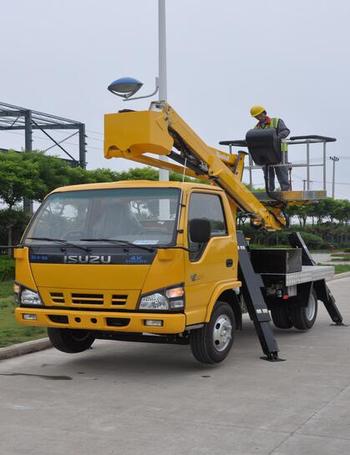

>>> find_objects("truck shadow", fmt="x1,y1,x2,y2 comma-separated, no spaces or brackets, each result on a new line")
63,342,215,378
59,319,336,378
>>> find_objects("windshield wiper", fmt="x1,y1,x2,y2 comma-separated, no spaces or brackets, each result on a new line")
27,237,91,253
80,238,155,253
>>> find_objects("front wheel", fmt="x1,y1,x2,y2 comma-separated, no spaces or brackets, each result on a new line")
48,328,95,353
190,301,235,364
290,291,318,330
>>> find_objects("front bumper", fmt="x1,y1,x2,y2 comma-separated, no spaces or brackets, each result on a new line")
15,307,186,334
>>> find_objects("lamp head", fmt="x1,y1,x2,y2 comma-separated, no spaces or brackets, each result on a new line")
108,77,143,99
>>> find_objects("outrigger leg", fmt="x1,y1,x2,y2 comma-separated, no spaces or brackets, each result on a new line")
288,232,346,326
237,231,284,361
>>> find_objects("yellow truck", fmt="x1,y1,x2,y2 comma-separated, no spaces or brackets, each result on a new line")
14,102,343,363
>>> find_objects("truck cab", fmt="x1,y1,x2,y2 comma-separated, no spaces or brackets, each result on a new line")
15,181,241,363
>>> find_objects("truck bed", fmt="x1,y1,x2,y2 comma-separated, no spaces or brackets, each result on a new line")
259,265,334,286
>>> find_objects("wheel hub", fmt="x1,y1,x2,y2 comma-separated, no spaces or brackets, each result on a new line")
213,315,232,352
306,294,316,320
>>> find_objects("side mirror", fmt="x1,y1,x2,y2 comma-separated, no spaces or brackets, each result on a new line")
189,218,211,243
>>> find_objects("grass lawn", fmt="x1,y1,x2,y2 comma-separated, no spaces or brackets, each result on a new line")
329,252,350,262
332,258,350,262
333,264,350,274
318,263,350,274
0,280,46,348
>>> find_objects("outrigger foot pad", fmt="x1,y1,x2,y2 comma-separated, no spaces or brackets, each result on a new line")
330,322,349,327
260,352,286,362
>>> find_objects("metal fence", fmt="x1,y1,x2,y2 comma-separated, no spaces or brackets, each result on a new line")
220,135,336,192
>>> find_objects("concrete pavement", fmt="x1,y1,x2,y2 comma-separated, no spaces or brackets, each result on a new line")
0,276,349,455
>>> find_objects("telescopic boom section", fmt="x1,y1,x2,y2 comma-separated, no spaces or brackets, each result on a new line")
104,102,286,230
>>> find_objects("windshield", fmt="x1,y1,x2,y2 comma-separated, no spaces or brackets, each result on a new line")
24,188,181,246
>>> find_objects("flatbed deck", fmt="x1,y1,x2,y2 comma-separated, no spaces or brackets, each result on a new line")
260,265,334,286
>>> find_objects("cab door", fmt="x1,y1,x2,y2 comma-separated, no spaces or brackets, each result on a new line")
185,191,237,325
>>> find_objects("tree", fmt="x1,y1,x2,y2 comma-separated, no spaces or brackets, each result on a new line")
285,205,309,228
86,168,117,183
116,167,159,181
22,152,86,201
0,209,31,253
0,152,86,252
312,198,339,224
0,152,45,253
333,199,350,225
0,151,44,209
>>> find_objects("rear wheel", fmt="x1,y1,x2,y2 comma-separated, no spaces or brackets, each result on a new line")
290,290,318,330
48,328,95,353
271,305,293,329
190,301,235,364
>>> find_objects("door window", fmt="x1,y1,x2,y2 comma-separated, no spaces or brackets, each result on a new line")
188,192,227,260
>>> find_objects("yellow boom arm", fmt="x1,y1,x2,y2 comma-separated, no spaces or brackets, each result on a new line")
104,102,286,230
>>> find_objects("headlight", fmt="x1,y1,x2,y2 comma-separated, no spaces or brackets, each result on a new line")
139,286,185,311
139,293,169,310
21,289,42,306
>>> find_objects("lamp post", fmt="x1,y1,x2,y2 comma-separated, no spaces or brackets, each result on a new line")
108,1,170,217
158,0,167,103
158,0,169,183
157,0,170,222
329,156,339,199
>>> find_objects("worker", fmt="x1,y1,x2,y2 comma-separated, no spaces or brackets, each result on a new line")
250,105,291,191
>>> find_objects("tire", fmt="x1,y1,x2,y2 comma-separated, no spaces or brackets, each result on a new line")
190,301,235,364
271,305,293,329
47,328,95,353
290,291,318,330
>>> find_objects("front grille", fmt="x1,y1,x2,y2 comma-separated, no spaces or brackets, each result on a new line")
71,293,104,305
48,291,130,307
50,292,65,304
111,294,128,306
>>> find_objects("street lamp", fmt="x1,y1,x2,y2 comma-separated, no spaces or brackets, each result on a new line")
329,156,339,199
107,0,169,189
108,77,159,101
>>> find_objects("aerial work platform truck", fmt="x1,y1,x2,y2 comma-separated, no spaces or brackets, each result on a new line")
14,100,344,363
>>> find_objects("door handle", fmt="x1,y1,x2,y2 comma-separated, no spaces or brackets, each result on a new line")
226,258,233,267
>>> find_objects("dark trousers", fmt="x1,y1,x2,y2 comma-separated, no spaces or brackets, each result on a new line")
263,164,290,191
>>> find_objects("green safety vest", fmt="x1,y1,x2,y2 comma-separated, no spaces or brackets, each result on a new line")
255,117,288,152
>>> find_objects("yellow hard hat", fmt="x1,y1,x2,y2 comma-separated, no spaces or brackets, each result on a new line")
250,105,266,117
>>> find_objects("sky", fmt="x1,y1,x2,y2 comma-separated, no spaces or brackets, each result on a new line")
1,0,350,198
